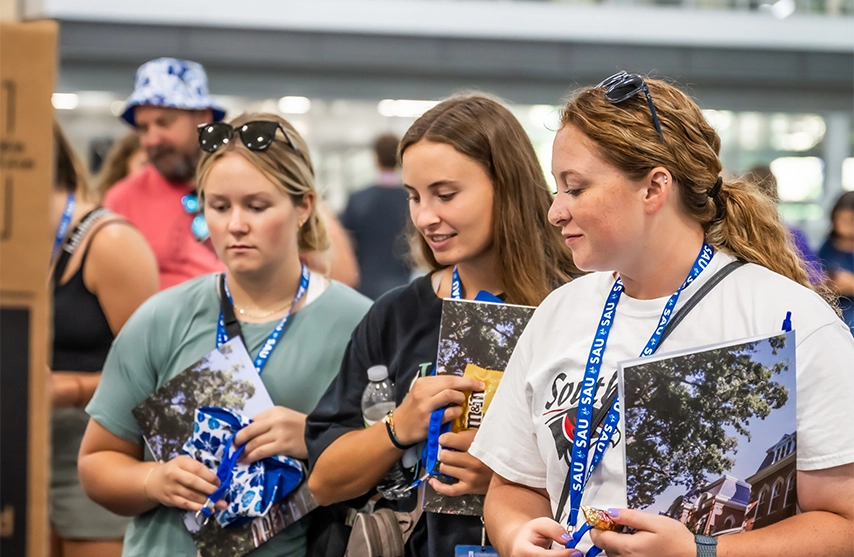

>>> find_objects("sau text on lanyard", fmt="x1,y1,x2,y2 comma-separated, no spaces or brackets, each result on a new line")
564,243,714,554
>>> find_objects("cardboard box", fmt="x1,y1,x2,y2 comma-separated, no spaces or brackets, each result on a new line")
0,19,58,557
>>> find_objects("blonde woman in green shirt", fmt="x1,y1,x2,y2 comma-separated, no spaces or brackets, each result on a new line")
79,113,371,557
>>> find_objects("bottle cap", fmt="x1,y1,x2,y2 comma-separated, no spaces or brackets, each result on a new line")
367,365,389,382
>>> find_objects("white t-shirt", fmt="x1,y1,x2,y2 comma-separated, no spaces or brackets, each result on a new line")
470,251,854,549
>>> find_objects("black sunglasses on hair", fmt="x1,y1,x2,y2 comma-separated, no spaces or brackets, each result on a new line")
197,121,302,155
597,71,664,139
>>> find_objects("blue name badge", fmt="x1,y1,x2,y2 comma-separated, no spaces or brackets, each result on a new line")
455,546,498,557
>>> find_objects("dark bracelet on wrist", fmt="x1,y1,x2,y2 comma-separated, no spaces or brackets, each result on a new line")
382,411,415,450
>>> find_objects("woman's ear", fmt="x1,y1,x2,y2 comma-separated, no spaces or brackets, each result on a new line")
641,167,673,215
298,191,316,225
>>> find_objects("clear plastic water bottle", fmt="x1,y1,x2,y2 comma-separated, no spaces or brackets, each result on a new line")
362,365,397,426
361,365,411,500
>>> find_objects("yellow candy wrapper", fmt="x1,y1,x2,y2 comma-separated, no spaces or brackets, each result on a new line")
581,505,622,532
451,363,503,432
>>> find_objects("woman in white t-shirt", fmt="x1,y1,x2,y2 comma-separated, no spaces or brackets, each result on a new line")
470,73,854,557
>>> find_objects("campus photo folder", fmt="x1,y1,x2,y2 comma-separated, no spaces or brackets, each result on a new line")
618,330,797,536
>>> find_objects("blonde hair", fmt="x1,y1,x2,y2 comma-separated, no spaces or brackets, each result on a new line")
400,94,581,306
95,131,143,198
560,77,823,297
196,112,328,253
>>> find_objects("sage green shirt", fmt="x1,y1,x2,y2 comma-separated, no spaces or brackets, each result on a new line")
87,273,371,557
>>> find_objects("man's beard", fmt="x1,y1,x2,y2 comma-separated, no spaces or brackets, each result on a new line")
148,144,200,184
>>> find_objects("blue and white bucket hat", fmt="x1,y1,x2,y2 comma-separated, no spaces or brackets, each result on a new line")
121,57,226,126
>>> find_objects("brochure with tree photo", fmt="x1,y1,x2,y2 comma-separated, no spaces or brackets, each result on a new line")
424,298,535,516
132,338,317,557
618,330,797,536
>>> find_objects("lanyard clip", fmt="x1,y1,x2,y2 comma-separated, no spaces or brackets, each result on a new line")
195,499,216,526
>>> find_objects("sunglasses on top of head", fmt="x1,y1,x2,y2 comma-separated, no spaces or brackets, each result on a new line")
197,120,302,155
597,71,664,139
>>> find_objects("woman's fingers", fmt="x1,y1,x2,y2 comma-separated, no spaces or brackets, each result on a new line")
234,407,305,460
435,446,492,495
149,456,221,510
438,446,477,468
174,456,220,491
242,438,279,464
172,495,204,512
172,483,210,507
419,375,485,396
437,460,472,481
395,376,482,443
175,468,219,497
429,476,471,497
441,406,464,424
514,517,579,557
431,388,467,409
438,429,477,451
233,419,270,447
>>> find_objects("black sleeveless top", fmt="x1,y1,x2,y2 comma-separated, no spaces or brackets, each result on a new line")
51,208,124,372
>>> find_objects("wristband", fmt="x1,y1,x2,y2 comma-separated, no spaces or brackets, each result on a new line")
694,534,717,557
382,411,415,450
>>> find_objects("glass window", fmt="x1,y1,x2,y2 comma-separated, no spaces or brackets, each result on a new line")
784,473,796,507
769,480,784,513
756,487,769,519
843,158,854,191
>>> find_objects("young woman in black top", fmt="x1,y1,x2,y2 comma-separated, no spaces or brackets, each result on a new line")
50,123,158,557
306,95,580,557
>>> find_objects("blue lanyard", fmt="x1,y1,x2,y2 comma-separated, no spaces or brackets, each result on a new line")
450,266,503,303
565,242,714,550
420,266,502,481
451,267,463,300
215,263,310,375
52,194,75,263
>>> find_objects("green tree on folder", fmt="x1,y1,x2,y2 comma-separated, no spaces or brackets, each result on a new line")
134,346,256,461
624,335,790,509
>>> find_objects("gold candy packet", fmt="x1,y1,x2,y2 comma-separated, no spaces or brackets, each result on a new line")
581,505,622,532
451,363,503,432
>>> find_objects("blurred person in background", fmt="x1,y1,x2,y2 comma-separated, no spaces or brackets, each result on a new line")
95,131,147,198
750,165,824,285
105,57,226,290
340,133,412,300
304,201,360,289
50,122,158,557
106,57,357,292
819,191,854,334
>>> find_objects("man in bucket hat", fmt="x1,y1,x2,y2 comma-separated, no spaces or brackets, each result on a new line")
104,57,225,289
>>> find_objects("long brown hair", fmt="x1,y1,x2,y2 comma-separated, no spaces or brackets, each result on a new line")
196,112,328,253
54,121,93,202
560,77,822,296
399,94,580,306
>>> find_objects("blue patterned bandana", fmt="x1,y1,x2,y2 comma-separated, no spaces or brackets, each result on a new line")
121,57,225,126
183,407,304,528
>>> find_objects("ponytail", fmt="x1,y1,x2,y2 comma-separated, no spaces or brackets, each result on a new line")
706,177,838,309
706,178,810,287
